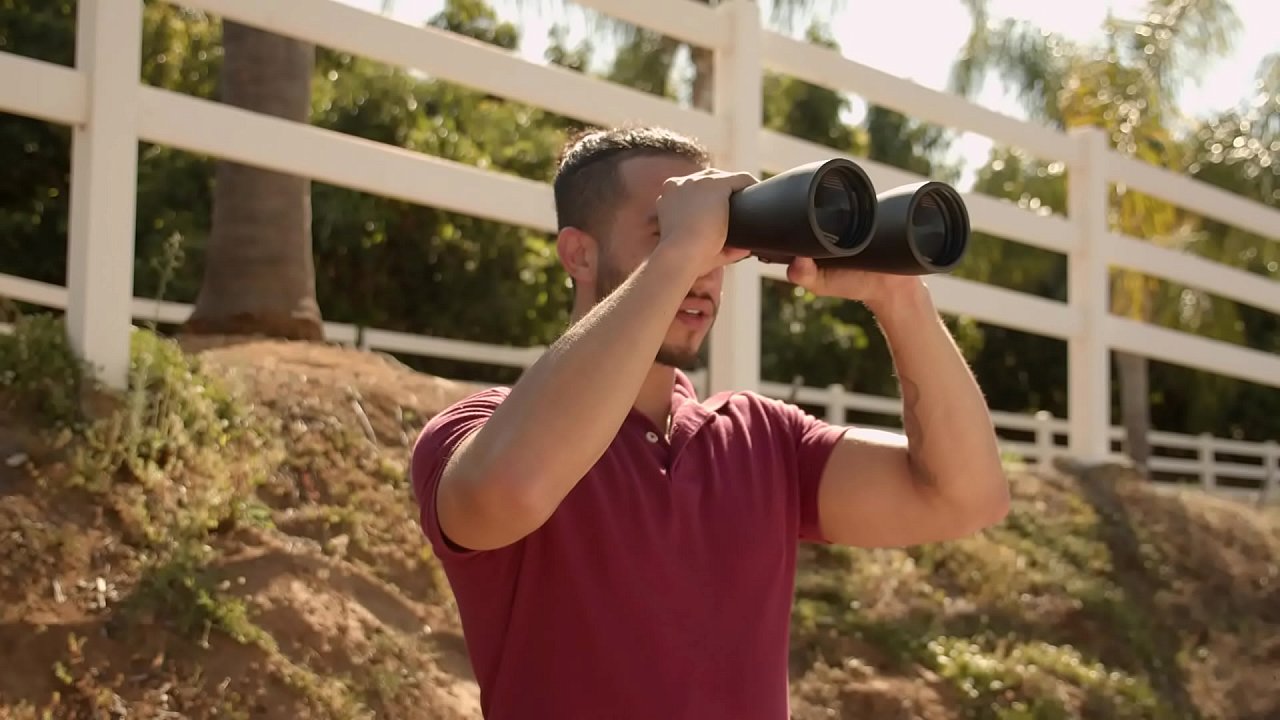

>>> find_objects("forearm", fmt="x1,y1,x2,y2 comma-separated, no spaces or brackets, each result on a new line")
456,248,696,508
870,282,1008,510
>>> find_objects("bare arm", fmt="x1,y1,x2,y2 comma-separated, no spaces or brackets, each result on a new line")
436,169,755,551
813,279,1010,547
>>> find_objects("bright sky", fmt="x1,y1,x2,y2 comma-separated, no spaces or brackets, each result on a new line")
339,0,1275,187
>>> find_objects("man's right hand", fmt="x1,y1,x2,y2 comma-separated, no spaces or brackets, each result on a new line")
653,169,758,279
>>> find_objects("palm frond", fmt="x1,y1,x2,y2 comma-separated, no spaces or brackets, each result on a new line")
1127,0,1242,101
760,0,850,34
947,0,990,98
1256,52,1280,98
950,15,1071,125
500,0,844,51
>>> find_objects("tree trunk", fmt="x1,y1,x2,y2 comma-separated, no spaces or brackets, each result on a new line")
184,21,323,341
1116,350,1152,475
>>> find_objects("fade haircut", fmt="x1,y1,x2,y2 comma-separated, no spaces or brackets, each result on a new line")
553,126,710,238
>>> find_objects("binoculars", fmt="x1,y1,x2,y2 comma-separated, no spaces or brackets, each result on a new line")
727,158,969,275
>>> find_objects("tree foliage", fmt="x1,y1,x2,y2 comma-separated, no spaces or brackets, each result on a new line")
0,0,1274,442
949,0,1277,444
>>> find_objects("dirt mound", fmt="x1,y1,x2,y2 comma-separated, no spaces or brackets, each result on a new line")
0,330,481,718
786,465,1280,719
1,328,1278,719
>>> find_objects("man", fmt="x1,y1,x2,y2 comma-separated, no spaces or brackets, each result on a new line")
411,126,1009,719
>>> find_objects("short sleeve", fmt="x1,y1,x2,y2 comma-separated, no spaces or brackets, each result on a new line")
778,400,848,543
410,387,510,561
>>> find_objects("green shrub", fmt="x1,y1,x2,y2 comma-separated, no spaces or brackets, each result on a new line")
0,313,88,427
925,636,1164,720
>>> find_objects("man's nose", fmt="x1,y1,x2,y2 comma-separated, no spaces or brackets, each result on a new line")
690,276,721,300
694,264,725,286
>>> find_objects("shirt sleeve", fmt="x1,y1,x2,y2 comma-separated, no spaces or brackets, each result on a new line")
779,399,849,544
410,387,510,561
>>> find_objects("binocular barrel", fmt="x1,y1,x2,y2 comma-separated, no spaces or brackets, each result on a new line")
725,158,970,275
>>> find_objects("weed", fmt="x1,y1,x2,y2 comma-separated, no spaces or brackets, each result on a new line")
789,471,1205,719
51,325,285,551
924,636,1166,719
122,544,272,649
347,628,417,713
271,653,376,720
0,314,88,428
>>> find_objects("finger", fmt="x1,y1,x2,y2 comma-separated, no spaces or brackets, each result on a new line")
711,247,749,269
786,256,820,288
721,171,759,191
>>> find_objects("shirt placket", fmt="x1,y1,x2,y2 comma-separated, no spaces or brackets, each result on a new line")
641,426,672,474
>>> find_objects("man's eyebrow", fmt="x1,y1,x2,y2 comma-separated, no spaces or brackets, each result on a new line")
644,212,659,227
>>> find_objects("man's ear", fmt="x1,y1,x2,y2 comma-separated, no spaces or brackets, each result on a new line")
556,226,599,285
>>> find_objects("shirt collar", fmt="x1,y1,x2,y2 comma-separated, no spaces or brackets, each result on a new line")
672,369,698,403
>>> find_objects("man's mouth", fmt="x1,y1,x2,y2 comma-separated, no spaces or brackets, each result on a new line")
678,296,715,318
676,298,714,329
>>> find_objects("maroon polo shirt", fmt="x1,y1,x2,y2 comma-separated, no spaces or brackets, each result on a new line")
411,370,847,719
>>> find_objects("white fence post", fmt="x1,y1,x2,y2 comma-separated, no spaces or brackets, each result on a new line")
1198,432,1216,490
707,0,762,396
1260,440,1278,505
1066,127,1111,462
1034,410,1056,466
65,0,144,390
825,383,845,424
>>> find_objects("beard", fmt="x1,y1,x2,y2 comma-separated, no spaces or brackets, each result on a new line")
594,254,709,371
656,339,705,372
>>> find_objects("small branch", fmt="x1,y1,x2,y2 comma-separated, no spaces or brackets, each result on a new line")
347,386,377,444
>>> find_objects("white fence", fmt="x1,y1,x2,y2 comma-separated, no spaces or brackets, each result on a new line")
0,0,1278,500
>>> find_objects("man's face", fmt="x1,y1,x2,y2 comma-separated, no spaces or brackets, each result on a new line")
591,154,724,370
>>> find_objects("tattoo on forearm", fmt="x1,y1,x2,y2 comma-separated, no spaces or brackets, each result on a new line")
901,375,939,487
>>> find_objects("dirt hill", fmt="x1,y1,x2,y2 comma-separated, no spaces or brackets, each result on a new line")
0,318,1277,719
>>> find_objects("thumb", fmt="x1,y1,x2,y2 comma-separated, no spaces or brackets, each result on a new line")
717,247,751,266
787,257,821,289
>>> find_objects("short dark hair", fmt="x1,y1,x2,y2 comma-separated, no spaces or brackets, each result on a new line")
552,126,710,236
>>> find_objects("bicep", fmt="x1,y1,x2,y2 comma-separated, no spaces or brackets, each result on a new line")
413,389,534,556
814,427,969,548
432,428,487,551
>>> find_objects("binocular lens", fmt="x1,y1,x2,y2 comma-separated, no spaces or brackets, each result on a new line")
813,166,874,251
912,187,966,267
724,158,969,274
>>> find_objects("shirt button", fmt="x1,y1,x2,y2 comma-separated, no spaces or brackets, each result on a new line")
645,431,659,443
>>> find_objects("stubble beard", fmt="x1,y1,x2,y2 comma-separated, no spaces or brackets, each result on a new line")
594,255,709,371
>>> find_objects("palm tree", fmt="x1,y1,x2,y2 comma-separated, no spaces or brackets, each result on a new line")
949,0,1243,472
184,21,324,341
525,0,846,112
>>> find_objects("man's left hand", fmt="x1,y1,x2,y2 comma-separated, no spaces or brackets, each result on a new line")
785,256,927,313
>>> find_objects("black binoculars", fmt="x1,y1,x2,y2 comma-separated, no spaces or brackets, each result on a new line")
726,158,969,275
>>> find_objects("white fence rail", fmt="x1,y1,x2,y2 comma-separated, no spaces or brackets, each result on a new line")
0,0,1278,491
2,277,1277,504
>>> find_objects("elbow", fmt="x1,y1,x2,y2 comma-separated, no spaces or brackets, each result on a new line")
443,461,556,551
937,466,1010,537
966,468,1012,531
983,478,1012,526
461,469,548,518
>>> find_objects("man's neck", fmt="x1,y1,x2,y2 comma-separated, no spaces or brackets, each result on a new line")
636,363,676,433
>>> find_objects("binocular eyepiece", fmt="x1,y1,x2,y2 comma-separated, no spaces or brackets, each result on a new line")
726,158,970,275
